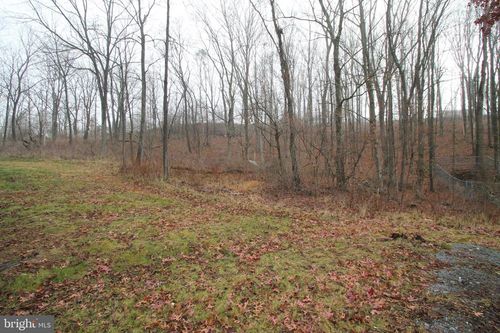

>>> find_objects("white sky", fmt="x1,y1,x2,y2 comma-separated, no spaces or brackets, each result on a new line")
0,0,478,110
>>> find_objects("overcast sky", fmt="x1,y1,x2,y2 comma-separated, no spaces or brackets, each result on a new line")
0,0,474,109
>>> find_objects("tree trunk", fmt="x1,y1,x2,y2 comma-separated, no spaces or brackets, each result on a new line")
136,15,147,165
63,76,73,145
358,0,381,187
460,76,468,138
475,34,488,176
162,0,171,180
270,0,301,189
489,36,499,174
428,44,436,192
2,95,11,146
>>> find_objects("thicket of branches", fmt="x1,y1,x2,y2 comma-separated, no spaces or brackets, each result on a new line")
0,0,498,194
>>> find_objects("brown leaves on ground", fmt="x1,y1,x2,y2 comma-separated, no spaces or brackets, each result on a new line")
0,159,498,332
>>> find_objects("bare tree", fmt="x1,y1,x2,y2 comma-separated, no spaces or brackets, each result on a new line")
5,39,34,142
489,30,499,173
358,0,381,187
28,0,129,154
234,4,259,161
317,0,347,189
252,0,301,189
124,0,156,164
162,0,171,179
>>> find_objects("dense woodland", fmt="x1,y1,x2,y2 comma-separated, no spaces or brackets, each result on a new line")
0,0,499,194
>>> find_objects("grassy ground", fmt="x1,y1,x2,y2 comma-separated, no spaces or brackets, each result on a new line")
0,159,498,332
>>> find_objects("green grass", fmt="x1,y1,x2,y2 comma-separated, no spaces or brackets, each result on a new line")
87,239,124,255
0,166,58,191
0,158,497,332
9,270,52,292
8,263,87,292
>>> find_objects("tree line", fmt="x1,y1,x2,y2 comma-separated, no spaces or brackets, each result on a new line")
0,0,498,194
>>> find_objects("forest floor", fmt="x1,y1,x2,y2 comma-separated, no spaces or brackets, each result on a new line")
0,158,498,332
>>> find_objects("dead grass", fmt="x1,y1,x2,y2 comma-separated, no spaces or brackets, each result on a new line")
2,117,496,194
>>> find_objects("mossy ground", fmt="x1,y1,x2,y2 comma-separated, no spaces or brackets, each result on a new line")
0,158,498,332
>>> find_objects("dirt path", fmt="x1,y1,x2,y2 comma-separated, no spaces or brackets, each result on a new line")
423,244,500,332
